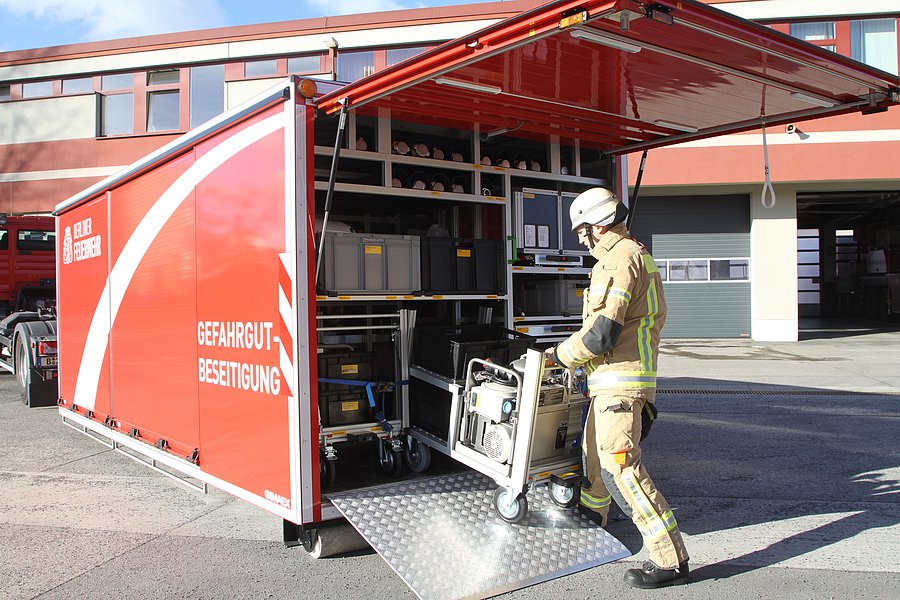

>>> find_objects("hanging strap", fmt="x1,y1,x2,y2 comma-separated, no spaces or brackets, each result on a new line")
759,83,776,209
760,120,777,209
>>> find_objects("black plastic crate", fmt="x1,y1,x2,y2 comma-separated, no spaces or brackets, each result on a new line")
421,237,504,294
408,377,452,441
411,324,534,381
317,351,376,393
319,389,373,427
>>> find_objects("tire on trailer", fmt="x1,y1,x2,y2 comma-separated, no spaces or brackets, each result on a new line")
15,335,31,406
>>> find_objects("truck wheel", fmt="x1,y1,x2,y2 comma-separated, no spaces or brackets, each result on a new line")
492,487,528,524
404,438,432,473
308,522,368,559
15,336,31,405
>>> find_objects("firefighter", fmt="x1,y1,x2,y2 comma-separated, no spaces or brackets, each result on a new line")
545,187,689,589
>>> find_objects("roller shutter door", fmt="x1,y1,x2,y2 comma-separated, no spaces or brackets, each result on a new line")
630,195,750,338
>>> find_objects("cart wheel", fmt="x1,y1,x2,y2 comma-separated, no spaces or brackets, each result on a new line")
404,438,432,473
378,441,404,477
320,452,336,490
492,487,528,524
547,481,579,508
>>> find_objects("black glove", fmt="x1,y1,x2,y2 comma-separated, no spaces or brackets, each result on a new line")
640,402,658,442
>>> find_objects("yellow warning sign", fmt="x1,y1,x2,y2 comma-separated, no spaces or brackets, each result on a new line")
457,249,472,258
342,401,359,412
364,245,382,254
341,364,359,375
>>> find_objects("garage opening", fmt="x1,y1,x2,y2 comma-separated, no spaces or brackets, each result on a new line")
796,190,900,337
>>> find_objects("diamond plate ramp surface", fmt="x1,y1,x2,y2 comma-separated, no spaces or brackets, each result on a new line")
328,471,631,600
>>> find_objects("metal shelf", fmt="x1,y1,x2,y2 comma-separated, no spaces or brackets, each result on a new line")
313,180,507,205
511,266,591,275
316,294,507,302
313,145,608,186
513,315,581,323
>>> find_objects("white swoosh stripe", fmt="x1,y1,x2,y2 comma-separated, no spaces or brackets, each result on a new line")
73,114,285,410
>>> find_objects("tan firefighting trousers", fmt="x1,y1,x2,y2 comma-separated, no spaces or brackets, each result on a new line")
580,394,689,569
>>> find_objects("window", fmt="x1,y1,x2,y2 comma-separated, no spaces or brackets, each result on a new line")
22,81,53,98
148,69,179,85
101,93,134,135
16,230,55,252
337,50,375,81
797,229,820,305
147,90,180,132
287,55,322,74
710,259,749,281
789,21,836,52
245,59,278,77
101,73,133,90
851,19,898,74
386,46,426,65
790,22,835,41
190,64,224,128
668,260,709,281
657,258,749,282
0,85,10,101
62,77,93,94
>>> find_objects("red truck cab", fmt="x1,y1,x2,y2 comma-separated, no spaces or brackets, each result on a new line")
0,215,56,316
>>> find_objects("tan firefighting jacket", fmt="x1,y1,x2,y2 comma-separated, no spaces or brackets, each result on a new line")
554,222,666,401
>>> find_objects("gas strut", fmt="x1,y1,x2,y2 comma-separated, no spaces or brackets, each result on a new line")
626,150,648,230
315,99,349,284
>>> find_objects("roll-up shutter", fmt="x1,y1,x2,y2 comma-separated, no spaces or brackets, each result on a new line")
630,195,750,338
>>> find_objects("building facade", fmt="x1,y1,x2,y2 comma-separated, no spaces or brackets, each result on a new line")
1,0,898,340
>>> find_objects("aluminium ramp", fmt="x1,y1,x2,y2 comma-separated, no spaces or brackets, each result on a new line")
328,471,630,600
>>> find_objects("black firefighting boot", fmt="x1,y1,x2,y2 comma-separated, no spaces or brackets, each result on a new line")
623,560,689,589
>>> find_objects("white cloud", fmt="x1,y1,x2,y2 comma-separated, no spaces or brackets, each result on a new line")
0,0,227,42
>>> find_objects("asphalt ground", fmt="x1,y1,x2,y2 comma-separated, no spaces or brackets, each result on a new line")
2,319,899,599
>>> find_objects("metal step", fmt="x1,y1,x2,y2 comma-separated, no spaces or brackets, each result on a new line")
327,470,630,600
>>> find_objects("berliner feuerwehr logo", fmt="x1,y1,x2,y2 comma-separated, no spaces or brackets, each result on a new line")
63,226,73,265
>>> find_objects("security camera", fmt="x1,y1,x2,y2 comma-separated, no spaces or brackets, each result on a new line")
785,124,796,134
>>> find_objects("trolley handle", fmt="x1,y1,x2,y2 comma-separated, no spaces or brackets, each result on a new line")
463,358,523,400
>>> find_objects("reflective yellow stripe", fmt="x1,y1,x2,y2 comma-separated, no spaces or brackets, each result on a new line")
587,370,656,392
558,338,590,367
637,278,659,373
642,253,659,274
609,286,632,302
624,472,678,539
580,490,611,509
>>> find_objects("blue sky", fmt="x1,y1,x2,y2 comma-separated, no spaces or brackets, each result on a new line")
0,0,488,53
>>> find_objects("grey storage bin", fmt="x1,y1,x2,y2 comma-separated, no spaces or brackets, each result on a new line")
320,231,421,294
516,279,585,316
561,280,585,315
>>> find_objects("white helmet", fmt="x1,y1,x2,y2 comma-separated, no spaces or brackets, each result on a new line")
569,187,625,230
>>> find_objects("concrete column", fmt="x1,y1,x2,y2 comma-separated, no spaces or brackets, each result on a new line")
750,184,798,341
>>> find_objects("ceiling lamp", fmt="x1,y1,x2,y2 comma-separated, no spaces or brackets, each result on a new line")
570,29,642,54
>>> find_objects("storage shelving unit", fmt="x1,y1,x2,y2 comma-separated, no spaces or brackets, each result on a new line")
312,109,614,482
